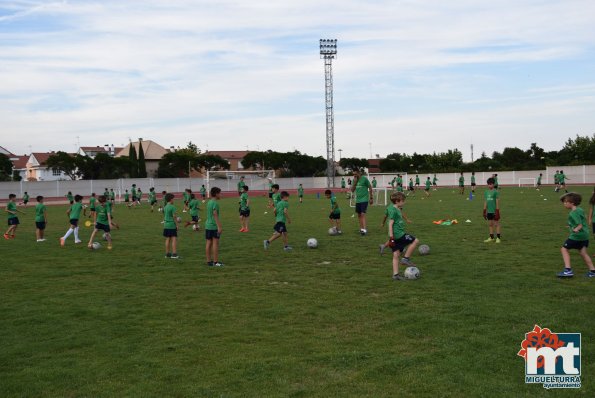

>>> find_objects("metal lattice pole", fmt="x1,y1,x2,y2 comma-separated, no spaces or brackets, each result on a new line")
320,39,337,188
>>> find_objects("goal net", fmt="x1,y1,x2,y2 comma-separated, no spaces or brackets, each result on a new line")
206,170,275,195
368,172,408,190
518,178,536,187
348,187,389,208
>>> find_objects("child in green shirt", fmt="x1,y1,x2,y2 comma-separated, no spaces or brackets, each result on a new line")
87,195,112,250
239,186,250,232
264,191,292,251
424,177,431,197
458,173,465,195
148,187,157,212
66,191,74,205
35,195,47,242
89,193,97,219
162,193,179,259
483,178,501,243
22,192,29,207
4,194,25,240
200,185,207,202
325,189,341,234
185,193,201,231
386,192,419,281
205,187,223,266
298,184,304,203
558,192,594,278
60,194,84,246
471,172,476,193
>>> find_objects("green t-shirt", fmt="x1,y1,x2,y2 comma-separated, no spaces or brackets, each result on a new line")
471,175,476,184
397,185,404,193
484,189,499,213
432,176,438,184
131,187,137,197
330,196,340,215
137,191,143,200
200,186,206,195
183,191,189,201
372,179,377,188
124,192,129,201
110,191,115,199
237,180,246,193
240,193,249,211
397,177,402,185
390,178,395,188
554,173,559,183
558,174,566,184
458,176,464,186
149,191,156,202
105,201,113,216
23,193,29,201
354,176,371,203
163,203,177,229
568,207,589,241
341,179,346,188
189,199,200,217
268,183,273,193
7,202,17,219
415,176,420,184
35,203,46,222
272,192,281,206
408,180,414,189
298,187,304,196
66,193,73,201
205,199,220,230
537,175,542,184
103,190,109,198
96,204,109,225
425,180,431,189
69,202,83,220
389,206,405,240
90,197,96,209
275,200,289,223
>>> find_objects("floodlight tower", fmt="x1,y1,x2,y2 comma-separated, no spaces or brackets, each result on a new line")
320,39,337,187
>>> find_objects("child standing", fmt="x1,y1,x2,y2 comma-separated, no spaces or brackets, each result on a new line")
88,195,112,250
325,189,341,234
60,194,84,246
407,178,415,195
471,172,476,193
205,187,223,266
537,173,542,191
432,174,438,190
264,191,292,251
415,174,420,188
557,192,594,278
200,185,207,202
89,193,97,219
386,192,419,281
35,195,47,242
22,192,29,206
4,194,24,239
109,189,115,205
163,193,179,259
124,190,130,207
483,178,501,243
424,177,431,197
458,173,465,195
298,184,304,203
239,186,250,232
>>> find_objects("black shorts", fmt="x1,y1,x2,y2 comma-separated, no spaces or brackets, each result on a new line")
391,233,416,253
36,221,46,230
425,188,430,192
184,200,189,206
96,223,110,233
23,200,28,205
70,219,79,227
471,183,476,186
487,213,495,220
69,201,74,205
205,229,220,240
240,209,250,217
163,229,177,238
563,239,589,250
433,182,437,186
8,217,19,226
124,199,129,203
150,200,157,205
408,187,414,191
329,212,341,220
592,223,595,234
201,193,206,198
355,202,368,214
191,216,199,222
268,193,273,198
132,196,137,202
274,222,287,233
90,207,96,212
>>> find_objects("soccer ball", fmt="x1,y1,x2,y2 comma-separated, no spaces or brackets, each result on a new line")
418,244,430,255
92,241,101,250
102,233,109,241
176,216,182,223
404,266,420,280
328,227,338,236
307,238,318,248
192,224,200,231
158,207,163,212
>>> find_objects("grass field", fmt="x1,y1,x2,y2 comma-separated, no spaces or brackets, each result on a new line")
1,185,594,397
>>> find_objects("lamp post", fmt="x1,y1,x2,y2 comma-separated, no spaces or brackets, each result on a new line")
320,39,337,187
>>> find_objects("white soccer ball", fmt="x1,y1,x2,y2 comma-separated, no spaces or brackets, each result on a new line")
176,216,182,223
307,238,318,248
418,244,430,255
92,241,101,250
328,227,338,236
404,266,420,280
192,224,200,231
158,208,163,212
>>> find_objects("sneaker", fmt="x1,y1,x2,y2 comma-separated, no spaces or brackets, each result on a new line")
60,237,65,247
165,253,172,258
207,261,214,266
38,238,46,242
36,239,42,242
495,238,501,243
379,244,385,256
400,257,416,267
283,246,293,252
264,240,270,250
557,268,574,278
107,245,112,250
75,240,82,244
182,210,187,213
214,262,224,267
392,274,405,281
483,237,494,243
337,230,342,235
171,254,178,259
586,271,595,278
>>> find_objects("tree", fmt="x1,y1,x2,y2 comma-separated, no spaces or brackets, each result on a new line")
138,140,147,178
45,151,79,180
197,154,230,171
157,150,201,178
0,153,13,181
339,157,369,173
129,143,138,178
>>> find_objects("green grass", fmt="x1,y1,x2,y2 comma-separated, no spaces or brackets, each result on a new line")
1,186,594,397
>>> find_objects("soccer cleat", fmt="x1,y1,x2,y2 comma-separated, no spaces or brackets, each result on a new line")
495,238,501,243
557,268,574,278
283,246,293,252
392,274,405,281
165,253,172,258
263,240,270,250
586,271,595,278
207,261,214,266
107,245,112,250
36,239,42,242
483,237,494,243
170,254,178,259
379,244,386,256
75,240,82,244
60,237,65,247
214,262,224,267
400,257,416,267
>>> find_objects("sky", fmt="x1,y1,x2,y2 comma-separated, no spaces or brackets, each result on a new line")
1,0,594,161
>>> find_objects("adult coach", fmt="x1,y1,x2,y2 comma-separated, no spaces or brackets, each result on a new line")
351,168,374,235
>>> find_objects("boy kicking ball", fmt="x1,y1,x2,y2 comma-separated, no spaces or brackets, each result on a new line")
87,195,112,250
264,191,292,252
386,192,419,281
557,193,595,278
60,194,84,246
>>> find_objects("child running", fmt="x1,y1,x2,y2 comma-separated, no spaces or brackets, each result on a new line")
200,185,207,202
557,192,595,278
386,192,419,281
149,188,158,212
424,177,431,197
264,191,292,251
325,189,341,234
66,191,74,205
35,195,47,242
205,187,223,266
4,194,25,239
60,194,84,246
88,195,112,250
483,177,501,243
239,186,250,232
22,191,29,207
185,193,201,230
163,193,179,259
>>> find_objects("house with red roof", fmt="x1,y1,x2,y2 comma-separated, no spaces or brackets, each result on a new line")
26,152,69,181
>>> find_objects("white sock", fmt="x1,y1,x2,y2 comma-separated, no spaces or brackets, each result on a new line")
74,227,80,241
63,228,74,240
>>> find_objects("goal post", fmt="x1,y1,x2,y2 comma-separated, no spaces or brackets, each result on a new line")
206,170,275,196
368,172,408,189
518,178,536,187
348,187,389,208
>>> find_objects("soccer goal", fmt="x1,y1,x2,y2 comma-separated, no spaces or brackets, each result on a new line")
206,170,275,195
368,172,408,190
348,187,389,208
518,178,536,187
